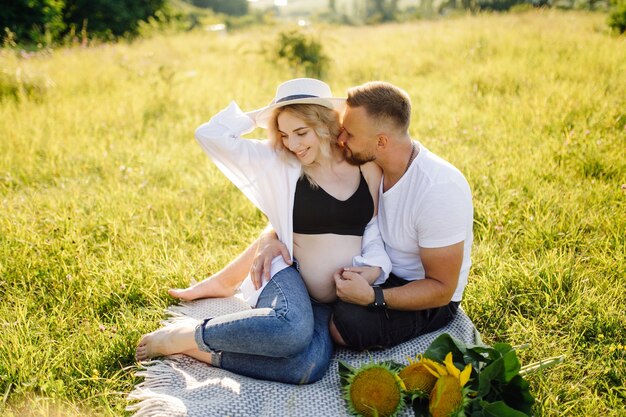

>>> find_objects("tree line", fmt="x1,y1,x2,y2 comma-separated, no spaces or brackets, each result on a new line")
1,0,168,45
0,0,250,45
1,0,623,46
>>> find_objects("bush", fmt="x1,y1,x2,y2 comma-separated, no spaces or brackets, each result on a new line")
608,0,626,33
271,30,330,79
510,3,536,12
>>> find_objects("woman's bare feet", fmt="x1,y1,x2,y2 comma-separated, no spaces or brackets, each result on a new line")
135,323,198,361
168,276,238,301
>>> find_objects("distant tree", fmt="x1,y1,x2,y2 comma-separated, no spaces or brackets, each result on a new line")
608,0,626,33
190,0,248,16
366,0,400,21
63,0,166,39
0,0,167,44
415,0,436,16
459,0,479,11
475,0,525,11
0,0,65,43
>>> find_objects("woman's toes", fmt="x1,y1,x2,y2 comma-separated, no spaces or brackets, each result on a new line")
135,333,155,361
168,288,195,301
136,345,148,361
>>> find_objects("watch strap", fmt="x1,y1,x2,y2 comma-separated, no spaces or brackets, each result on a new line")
369,286,386,308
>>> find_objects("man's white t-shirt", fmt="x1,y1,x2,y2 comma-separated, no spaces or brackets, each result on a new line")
378,143,473,302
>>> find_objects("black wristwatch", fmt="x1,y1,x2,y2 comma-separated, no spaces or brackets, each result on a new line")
369,286,386,308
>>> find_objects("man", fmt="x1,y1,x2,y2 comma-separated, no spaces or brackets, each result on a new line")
171,81,473,352
327,81,473,350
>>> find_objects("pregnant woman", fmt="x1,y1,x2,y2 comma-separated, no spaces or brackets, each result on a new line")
136,78,390,384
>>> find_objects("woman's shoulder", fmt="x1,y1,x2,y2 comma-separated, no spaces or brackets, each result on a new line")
360,161,382,184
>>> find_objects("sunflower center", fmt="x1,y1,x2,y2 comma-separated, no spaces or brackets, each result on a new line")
399,363,438,394
350,367,402,417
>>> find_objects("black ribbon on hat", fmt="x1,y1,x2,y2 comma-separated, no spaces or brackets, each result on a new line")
275,94,318,104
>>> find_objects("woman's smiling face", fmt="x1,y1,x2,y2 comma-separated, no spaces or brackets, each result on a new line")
277,111,322,166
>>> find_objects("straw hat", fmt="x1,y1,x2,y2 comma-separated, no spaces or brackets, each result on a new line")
251,78,346,128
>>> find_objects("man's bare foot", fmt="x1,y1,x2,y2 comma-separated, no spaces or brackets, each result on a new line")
168,277,237,301
135,323,198,361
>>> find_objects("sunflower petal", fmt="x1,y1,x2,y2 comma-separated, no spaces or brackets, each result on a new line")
444,353,460,378
459,364,472,387
424,360,447,378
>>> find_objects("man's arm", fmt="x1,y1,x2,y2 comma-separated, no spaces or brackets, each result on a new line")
384,242,463,310
334,241,463,310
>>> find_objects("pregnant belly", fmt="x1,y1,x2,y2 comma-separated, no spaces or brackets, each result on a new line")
292,233,362,303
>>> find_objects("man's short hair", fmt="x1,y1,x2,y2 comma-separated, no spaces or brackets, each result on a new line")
346,81,411,132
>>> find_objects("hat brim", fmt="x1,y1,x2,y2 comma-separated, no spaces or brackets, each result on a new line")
253,97,346,129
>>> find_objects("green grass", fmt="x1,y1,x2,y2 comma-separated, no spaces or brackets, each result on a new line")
1,9,625,417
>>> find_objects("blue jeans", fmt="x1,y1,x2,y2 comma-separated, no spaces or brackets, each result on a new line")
194,265,333,384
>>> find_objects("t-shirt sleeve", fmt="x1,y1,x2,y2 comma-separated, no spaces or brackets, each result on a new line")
416,180,472,248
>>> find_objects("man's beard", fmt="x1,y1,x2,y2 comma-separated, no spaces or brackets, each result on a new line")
343,146,375,166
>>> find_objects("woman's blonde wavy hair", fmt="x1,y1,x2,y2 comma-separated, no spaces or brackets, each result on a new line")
267,104,342,185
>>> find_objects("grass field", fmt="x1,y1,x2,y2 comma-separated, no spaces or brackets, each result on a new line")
1,9,625,417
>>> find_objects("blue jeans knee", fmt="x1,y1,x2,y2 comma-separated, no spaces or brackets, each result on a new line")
196,264,314,358
219,302,333,384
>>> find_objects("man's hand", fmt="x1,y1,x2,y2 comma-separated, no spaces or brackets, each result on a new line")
333,268,375,306
251,230,291,290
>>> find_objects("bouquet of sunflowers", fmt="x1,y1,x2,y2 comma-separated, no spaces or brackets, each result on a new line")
339,333,563,417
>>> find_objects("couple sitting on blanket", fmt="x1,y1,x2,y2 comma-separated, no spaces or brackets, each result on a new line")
136,78,474,385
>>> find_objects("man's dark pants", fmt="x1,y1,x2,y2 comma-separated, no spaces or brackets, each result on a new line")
331,274,459,351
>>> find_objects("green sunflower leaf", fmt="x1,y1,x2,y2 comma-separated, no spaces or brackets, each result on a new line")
478,400,531,417
497,375,535,415
424,333,467,364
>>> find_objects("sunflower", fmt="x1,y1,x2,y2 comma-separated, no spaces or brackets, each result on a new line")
343,363,406,417
424,353,472,417
398,355,440,398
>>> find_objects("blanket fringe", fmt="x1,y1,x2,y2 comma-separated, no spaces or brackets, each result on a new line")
134,360,179,386
127,396,185,417
128,360,187,416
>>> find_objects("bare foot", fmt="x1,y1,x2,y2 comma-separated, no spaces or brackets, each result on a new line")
135,323,198,361
168,276,237,301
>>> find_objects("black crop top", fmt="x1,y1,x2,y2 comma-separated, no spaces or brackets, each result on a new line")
293,171,374,236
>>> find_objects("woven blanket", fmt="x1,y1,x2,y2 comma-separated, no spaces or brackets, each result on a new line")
128,296,480,417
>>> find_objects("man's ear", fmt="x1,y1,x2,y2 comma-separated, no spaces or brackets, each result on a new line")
376,134,388,150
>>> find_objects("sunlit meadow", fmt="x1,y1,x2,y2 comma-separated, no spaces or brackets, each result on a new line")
1,9,625,416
